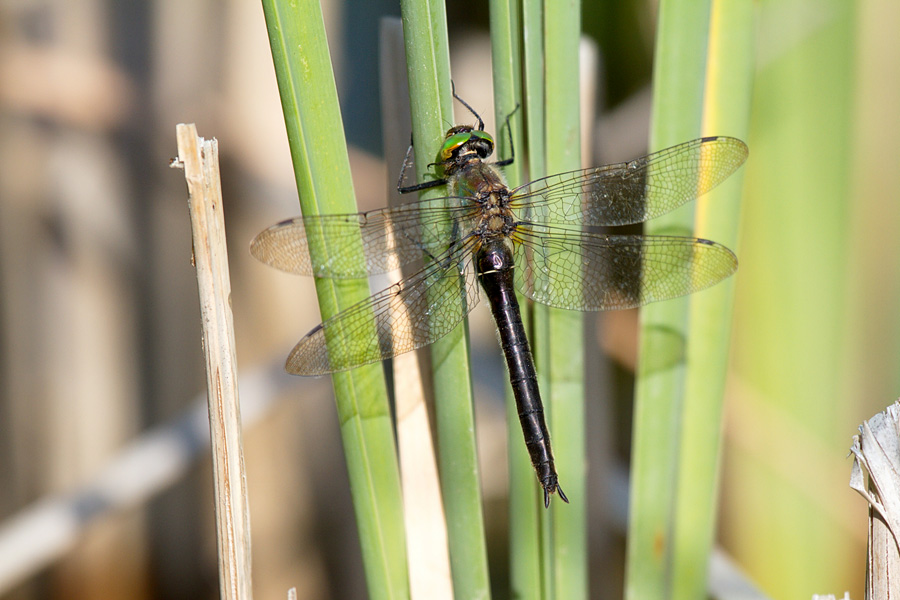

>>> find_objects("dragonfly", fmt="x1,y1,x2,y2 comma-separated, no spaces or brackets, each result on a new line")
251,97,748,507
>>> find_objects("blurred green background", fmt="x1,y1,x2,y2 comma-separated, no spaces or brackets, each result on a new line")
0,0,895,598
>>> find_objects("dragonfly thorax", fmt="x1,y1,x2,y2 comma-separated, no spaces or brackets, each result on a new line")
475,189,517,237
449,158,517,238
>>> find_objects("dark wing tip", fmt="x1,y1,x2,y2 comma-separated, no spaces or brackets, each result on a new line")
699,134,745,144
275,216,299,227
284,323,329,377
700,135,750,160
250,216,300,249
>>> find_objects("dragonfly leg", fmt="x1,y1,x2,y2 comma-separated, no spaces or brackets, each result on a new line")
397,132,449,193
452,81,485,131
395,133,415,191
494,103,520,168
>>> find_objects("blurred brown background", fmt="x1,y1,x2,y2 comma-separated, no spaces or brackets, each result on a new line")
1,0,897,598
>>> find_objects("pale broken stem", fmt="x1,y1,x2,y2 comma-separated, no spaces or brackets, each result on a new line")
388,270,453,600
849,401,900,599
175,123,253,600
394,346,454,600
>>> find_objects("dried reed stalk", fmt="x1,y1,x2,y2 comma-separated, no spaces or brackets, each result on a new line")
176,123,253,600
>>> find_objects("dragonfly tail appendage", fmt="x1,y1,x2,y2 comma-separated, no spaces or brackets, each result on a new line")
541,475,569,508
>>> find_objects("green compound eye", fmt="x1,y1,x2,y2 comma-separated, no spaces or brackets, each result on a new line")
470,130,494,145
438,130,496,162
439,131,473,161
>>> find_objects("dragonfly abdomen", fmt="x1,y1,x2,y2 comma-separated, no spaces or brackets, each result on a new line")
475,239,568,507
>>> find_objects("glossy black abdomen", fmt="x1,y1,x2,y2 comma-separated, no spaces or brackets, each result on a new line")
475,238,567,507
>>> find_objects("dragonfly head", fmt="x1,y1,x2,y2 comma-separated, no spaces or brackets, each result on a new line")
436,126,495,175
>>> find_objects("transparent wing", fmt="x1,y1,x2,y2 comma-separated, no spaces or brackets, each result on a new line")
285,239,481,375
513,224,737,311
250,196,477,278
510,136,748,227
